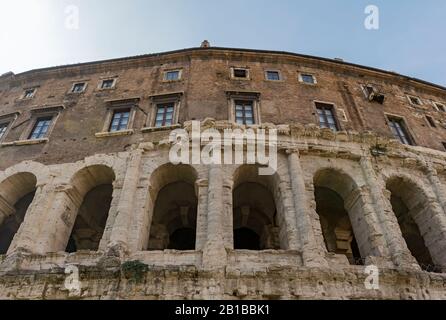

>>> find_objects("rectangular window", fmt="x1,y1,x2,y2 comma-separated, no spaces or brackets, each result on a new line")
23,88,35,99
388,117,414,145
266,71,280,81
0,122,9,140
235,100,255,125
443,142,446,151
316,103,339,131
435,103,446,112
101,79,115,89
300,74,316,84
426,116,437,128
29,116,53,140
109,109,130,132
72,82,86,93
165,70,181,81
155,103,175,127
233,68,249,79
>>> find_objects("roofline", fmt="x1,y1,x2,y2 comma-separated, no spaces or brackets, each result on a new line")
5,46,446,92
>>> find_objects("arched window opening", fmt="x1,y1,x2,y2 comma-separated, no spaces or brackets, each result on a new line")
147,164,198,251
386,177,437,271
313,169,363,265
66,165,115,253
0,172,37,255
233,165,283,251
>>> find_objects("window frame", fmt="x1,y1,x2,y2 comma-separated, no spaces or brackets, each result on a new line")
425,115,437,128
231,67,250,80
98,78,117,90
22,88,36,100
70,82,87,94
0,112,19,143
234,100,256,125
299,73,317,85
385,114,415,146
145,92,183,129
226,91,261,125
154,103,176,128
314,101,341,132
20,106,64,142
434,102,446,112
163,69,182,82
407,95,423,106
28,116,54,140
108,108,132,132
265,70,282,81
99,99,138,134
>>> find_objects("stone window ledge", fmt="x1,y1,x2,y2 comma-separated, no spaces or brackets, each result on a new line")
1,138,48,147
141,124,181,133
95,129,134,138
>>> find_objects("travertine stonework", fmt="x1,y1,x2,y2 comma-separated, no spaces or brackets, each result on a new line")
1,45,446,300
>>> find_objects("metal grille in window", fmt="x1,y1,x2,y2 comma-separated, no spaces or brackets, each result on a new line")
388,118,413,145
165,71,180,81
0,123,9,139
155,104,175,127
29,117,53,140
235,101,254,125
316,104,339,131
266,71,280,81
109,109,130,132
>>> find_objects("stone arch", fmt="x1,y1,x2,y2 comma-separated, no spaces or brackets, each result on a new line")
65,165,116,253
313,167,366,265
232,164,286,250
147,163,198,251
385,174,446,271
0,172,37,254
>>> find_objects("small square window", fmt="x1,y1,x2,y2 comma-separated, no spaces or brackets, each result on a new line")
165,70,181,81
233,68,248,79
0,122,9,140
426,116,437,128
101,79,115,89
72,82,86,93
23,88,36,99
29,116,53,140
109,109,130,132
408,95,422,106
435,103,446,112
300,74,316,84
266,71,280,81
155,103,175,128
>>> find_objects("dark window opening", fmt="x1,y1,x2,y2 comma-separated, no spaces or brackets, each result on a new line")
109,109,130,132
388,117,414,145
409,96,421,105
24,89,35,98
442,142,446,151
168,228,196,250
235,100,254,125
436,103,446,112
426,116,437,128
234,228,261,250
316,103,339,131
29,116,53,140
233,68,248,79
155,103,175,127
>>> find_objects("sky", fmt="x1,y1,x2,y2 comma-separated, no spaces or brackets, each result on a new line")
0,0,445,86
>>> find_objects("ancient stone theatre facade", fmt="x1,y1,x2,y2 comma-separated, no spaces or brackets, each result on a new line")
1,42,446,299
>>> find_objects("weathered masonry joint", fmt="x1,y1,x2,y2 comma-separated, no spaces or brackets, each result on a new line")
1,45,446,299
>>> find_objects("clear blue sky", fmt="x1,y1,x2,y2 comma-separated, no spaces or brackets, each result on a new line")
1,0,445,86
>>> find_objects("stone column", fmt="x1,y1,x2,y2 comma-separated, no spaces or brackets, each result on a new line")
107,150,143,255
202,165,227,269
195,179,208,251
425,164,446,216
359,156,419,268
286,149,328,267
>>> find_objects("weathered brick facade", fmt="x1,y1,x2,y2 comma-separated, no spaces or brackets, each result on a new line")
0,45,446,299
